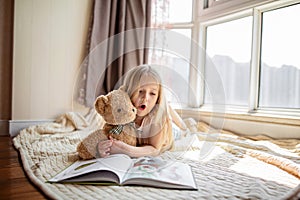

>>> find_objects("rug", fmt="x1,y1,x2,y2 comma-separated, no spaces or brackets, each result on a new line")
13,110,300,199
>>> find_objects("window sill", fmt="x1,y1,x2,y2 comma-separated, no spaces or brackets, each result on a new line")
174,106,300,139
175,106,300,127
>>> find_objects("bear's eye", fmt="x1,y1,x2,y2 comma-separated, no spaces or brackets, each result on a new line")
117,108,122,113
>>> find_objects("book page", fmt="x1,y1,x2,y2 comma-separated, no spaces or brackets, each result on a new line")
49,154,133,183
122,156,197,189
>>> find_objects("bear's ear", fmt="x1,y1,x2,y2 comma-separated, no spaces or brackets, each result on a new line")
94,95,108,115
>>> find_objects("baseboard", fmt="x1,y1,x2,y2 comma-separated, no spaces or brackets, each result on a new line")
9,119,54,137
0,120,9,136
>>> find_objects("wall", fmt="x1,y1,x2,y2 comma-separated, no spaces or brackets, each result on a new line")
13,0,92,122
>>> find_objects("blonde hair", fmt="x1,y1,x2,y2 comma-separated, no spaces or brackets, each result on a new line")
123,64,167,121
121,64,173,152
123,65,163,98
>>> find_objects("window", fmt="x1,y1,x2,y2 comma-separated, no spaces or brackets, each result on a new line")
149,0,193,105
150,0,300,117
168,0,193,23
259,4,300,109
205,16,252,106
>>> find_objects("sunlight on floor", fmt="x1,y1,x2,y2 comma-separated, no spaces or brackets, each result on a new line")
174,134,227,162
229,155,300,188
174,133,300,190
182,146,226,162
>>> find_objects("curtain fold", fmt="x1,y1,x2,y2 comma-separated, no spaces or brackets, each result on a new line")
0,0,14,124
83,0,151,107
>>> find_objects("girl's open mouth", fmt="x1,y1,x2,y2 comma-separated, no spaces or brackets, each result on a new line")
139,105,146,110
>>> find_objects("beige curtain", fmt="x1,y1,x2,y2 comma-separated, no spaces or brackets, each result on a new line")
82,0,151,107
0,0,14,132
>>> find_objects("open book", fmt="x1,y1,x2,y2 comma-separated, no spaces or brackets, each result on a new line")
48,154,197,190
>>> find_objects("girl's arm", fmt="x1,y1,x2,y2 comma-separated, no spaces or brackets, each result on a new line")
109,141,161,157
168,105,187,130
109,122,171,157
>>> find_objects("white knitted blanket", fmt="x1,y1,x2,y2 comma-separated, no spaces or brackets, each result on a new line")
13,110,300,199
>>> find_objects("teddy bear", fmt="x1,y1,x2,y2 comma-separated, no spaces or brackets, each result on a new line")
77,87,137,160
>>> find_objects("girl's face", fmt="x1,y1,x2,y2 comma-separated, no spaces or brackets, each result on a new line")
131,75,159,118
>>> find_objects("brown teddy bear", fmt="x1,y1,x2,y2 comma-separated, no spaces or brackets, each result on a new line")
77,87,137,160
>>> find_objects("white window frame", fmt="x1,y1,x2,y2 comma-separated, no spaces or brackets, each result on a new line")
154,0,300,137
189,0,300,124
250,1,300,118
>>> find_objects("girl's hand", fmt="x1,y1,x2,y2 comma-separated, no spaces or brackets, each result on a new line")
97,139,113,158
109,136,131,156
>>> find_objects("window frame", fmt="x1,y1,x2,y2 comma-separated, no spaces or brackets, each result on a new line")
198,10,253,108
198,9,255,110
192,0,300,122
252,1,300,118
152,0,300,127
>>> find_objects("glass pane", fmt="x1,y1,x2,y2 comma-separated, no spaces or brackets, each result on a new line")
152,0,193,25
205,16,252,106
259,4,300,109
168,0,193,23
149,29,191,105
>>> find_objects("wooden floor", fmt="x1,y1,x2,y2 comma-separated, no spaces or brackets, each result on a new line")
0,135,47,199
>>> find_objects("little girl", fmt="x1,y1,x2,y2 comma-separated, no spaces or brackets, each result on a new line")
97,65,187,158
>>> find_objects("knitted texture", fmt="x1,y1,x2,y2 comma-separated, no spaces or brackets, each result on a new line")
13,111,300,200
